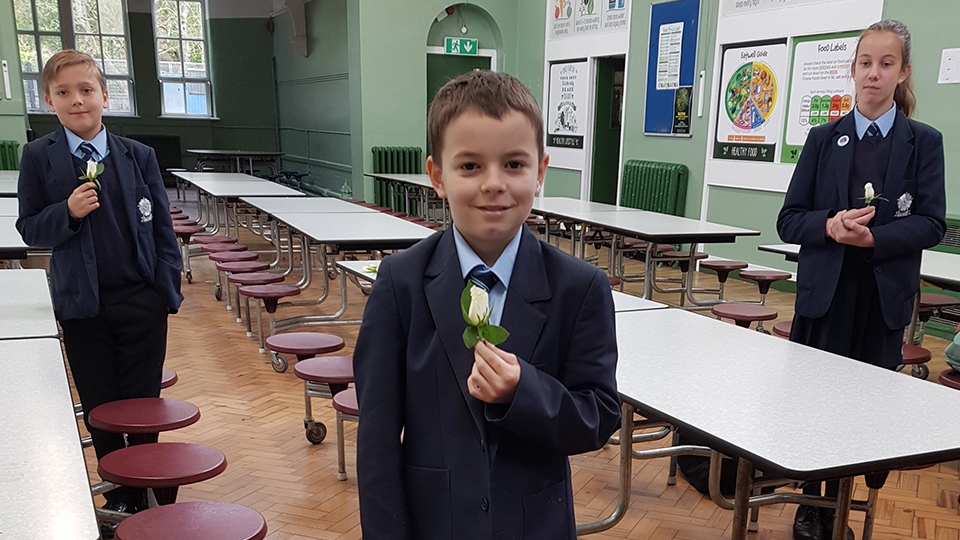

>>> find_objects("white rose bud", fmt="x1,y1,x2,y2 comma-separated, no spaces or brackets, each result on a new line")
467,285,489,326
864,182,875,200
86,160,98,178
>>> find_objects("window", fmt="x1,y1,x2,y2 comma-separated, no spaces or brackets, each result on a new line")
154,0,210,116
13,0,135,114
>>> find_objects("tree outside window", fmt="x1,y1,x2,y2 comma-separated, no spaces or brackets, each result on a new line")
154,0,210,116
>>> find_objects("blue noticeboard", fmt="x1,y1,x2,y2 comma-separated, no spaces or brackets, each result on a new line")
643,0,700,136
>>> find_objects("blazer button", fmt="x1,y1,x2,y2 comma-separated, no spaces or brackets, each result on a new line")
481,497,489,512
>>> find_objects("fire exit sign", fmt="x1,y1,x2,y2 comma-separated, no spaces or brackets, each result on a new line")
444,37,478,56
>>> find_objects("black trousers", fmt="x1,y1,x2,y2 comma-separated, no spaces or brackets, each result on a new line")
60,286,169,507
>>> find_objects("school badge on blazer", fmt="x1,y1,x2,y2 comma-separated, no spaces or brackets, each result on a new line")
895,192,913,217
138,197,153,222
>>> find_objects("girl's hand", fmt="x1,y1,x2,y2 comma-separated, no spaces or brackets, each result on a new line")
842,205,876,226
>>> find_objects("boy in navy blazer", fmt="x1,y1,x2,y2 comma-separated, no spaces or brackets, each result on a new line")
17,50,182,534
353,71,620,539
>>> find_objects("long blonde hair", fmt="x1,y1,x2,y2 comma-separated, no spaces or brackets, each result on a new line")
856,19,916,118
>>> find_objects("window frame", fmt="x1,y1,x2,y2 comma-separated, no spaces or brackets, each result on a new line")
14,0,137,116
153,0,213,118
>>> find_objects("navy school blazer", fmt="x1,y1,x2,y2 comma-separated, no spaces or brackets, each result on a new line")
352,227,620,540
16,126,183,320
777,111,946,329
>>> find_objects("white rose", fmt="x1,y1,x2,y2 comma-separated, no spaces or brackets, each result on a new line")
864,182,875,200
86,160,98,178
467,285,489,326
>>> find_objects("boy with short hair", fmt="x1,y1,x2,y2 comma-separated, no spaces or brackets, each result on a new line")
353,70,620,539
17,49,182,536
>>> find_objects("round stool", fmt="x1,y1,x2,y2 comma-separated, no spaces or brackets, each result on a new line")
711,303,778,333
332,388,359,481
98,443,227,506
699,260,749,300
265,331,344,374
772,321,793,338
915,292,960,345
207,249,257,302
898,344,932,379
173,225,205,284
169,207,183,215
171,214,192,221
738,270,792,306
228,272,284,330
193,235,238,245
115,501,267,540
161,367,178,390
174,219,198,227
938,370,960,390
201,243,248,254
88,398,200,445
238,284,302,359
294,356,354,444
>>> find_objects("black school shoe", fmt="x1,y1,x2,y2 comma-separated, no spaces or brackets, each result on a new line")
793,505,824,540
99,500,142,539
820,508,855,540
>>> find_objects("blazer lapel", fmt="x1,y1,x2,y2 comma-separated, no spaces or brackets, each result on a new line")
424,230,487,439
106,133,140,238
499,229,550,364
46,127,80,201
877,112,914,222
831,114,856,207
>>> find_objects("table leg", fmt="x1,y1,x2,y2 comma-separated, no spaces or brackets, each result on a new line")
731,458,755,540
642,242,655,299
905,291,921,345
832,477,854,540
575,400,632,535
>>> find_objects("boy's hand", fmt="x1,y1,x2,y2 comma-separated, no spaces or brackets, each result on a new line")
842,205,875,227
468,340,521,404
68,182,99,219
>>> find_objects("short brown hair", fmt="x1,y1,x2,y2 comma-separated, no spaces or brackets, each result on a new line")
41,49,106,96
427,70,543,165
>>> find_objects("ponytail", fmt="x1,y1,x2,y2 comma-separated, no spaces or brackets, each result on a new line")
858,19,915,118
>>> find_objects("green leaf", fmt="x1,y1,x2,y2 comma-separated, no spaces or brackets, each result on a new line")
93,178,101,191
78,175,86,181
96,163,105,175
461,284,472,324
462,325,479,348
483,325,510,346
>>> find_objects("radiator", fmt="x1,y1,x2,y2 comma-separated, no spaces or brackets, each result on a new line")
371,146,423,207
0,140,20,170
619,160,688,216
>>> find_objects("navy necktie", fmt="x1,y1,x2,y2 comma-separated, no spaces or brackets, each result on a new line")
78,142,98,162
865,122,881,139
469,265,499,292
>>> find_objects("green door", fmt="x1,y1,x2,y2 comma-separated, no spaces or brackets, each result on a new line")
426,54,491,154
590,56,625,205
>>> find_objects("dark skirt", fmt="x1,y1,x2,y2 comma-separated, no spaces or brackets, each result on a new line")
790,246,904,369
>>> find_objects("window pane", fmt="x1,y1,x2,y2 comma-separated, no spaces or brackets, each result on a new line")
185,82,207,115
162,82,186,114
23,79,43,112
180,1,203,39
35,0,61,32
155,0,180,38
18,35,40,73
105,79,132,113
73,0,100,33
75,34,104,72
101,37,128,75
39,35,63,70
184,40,205,78
157,39,182,76
14,0,34,31
99,0,125,34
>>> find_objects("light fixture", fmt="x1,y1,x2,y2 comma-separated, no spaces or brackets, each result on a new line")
460,23,468,34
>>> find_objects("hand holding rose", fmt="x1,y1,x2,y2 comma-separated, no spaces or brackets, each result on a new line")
468,340,520,404
68,182,99,219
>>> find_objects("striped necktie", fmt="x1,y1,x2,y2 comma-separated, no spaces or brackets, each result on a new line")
78,142,98,162
865,122,881,139
469,265,499,292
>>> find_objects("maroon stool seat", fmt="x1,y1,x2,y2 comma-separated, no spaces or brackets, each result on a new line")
772,321,792,338
171,214,191,221
897,344,932,379
227,272,284,330
115,501,267,540
385,211,407,218
161,367,178,389
294,355,355,445
169,207,183,215
98,443,227,506
700,260,749,300
215,261,270,274
174,219,198,227
711,303,778,332
914,292,960,345
238,284,302,360
265,331,344,374
607,275,622,290
208,251,258,264
201,243,248,254
738,270,792,305
173,225,206,284
193,235,238,245
89,398,200,445
332,387,359,481
939,370,960,390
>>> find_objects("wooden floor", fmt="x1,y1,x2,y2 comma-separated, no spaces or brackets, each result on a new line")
39,194,960,539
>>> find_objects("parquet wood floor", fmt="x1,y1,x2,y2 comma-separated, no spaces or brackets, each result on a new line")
44,195,960,539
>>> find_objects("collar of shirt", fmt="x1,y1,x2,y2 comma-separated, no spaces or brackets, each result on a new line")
853,103,897,140
65,125,110,161
453,225,522,291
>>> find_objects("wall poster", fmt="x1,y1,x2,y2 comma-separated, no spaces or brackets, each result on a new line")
547,61,589,149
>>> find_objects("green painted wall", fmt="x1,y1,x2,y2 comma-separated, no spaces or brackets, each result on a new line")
0,0,28,155
273,0,352,196
705,186,795,272
544,167,582,198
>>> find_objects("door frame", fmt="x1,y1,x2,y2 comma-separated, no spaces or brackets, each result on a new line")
425,47,498,72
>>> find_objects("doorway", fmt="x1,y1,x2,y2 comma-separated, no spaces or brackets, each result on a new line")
425,53,492,154
590,56,625,204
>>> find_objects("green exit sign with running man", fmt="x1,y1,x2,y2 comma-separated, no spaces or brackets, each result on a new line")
444,37,478,56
